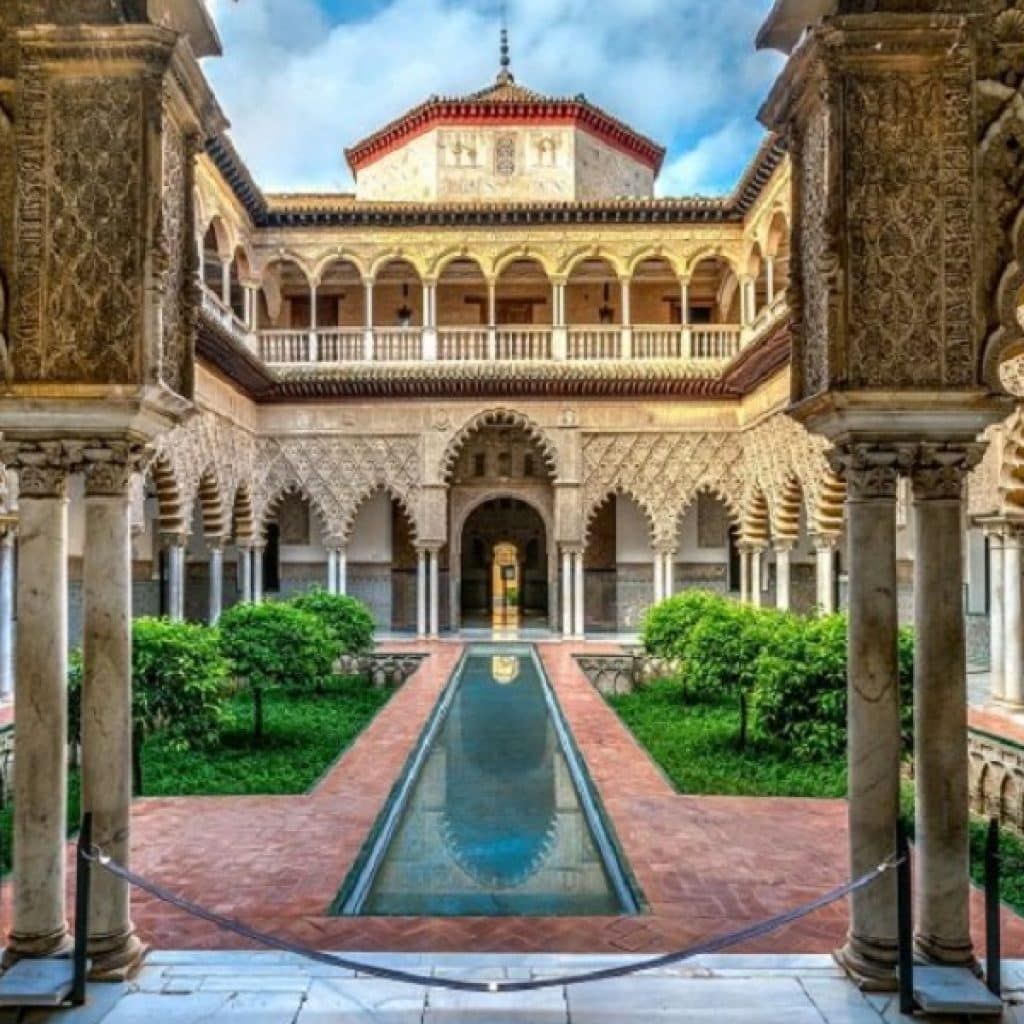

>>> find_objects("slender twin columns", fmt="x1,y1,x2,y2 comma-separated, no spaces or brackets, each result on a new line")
981,520,1024,709
737,535,838,613
835,441,982,989
2,441,149,978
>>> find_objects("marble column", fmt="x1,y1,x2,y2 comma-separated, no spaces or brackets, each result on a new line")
562,549,572,636
738,547,751,604
750,546,764,608
987,526,1006,705
775,541,793,611
428,548,440,638
5,450,73,962
663,551,675,599
573,550,585,638
416,548,427,638
81,450,145,978
363,279,375,361
911,447,980,968
1005,528,1023,707
164,535,185,621
252,546,264,604
338,549,347,597
239,544,253,603
653,550,664,604
0,529,15,700
833,446,901,989
208,545,224,625
815,535,837,614
327,548,338,595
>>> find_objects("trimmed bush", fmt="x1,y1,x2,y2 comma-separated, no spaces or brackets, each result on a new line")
641,591,915,761
289,589,375,655
641,591,724,662
218,601,339,743
68,618,233,792
753,614,915,760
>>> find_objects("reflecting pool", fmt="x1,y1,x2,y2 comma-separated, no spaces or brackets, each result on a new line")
338,646,637,917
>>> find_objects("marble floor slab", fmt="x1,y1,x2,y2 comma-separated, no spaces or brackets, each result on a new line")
1,953,1021,1023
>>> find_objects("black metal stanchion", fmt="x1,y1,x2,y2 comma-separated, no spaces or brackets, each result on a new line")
896,820,915,1017
985,817,1001,999
70,813,92,1007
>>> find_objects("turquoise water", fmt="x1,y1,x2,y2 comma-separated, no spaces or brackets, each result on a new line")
339,647,636,916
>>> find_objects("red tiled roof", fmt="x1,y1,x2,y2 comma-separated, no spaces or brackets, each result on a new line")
344,74,667,176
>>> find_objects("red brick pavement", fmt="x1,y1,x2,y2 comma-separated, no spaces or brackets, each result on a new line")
4,640,1022,957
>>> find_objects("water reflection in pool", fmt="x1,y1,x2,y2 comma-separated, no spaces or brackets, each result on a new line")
352,648,631,916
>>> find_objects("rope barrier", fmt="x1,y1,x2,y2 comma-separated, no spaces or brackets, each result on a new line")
85,846,899,994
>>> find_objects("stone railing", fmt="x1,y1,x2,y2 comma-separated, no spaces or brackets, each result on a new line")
337,651,428,688
201,288,254,351
968,724,1024,835
574,652,681,696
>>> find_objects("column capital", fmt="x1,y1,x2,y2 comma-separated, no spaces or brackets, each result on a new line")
82,442,152,498
905,442,986,502
812,532,840,553
0,441,82,499
774,539,796,554
653,541,678,557
828,443,904,502
160,531,188,550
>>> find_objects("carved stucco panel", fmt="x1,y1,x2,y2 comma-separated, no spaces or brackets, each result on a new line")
581,431,746,548
20,75,143,383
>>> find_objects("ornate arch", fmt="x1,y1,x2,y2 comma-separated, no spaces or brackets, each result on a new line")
626,246,684,278
582,431,746,550
741,485,771,547
773,474,805,544
146,453,187,535
231,483,256,545
440,408,561,484
259,251,315,287
682,246,742,279
312,250,369,284
559,246,627,280
368,249,426,281
583,487,657,548
429,247,489,281
260,482,333,543
452,488,553,547
492,246,555,280
342,480,420,544
196,466,228,540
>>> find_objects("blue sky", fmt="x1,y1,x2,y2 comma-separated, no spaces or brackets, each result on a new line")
203,0,782,197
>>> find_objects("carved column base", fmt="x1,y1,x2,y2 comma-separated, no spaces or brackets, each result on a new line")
2,926,73,967
913,932,978,974
87,928,147,982
834,933,898,992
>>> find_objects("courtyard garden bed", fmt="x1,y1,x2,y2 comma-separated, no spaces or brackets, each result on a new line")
138,673,392,797
608,590,1024,918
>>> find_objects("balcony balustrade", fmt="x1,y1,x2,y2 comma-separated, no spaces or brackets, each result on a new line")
200,286,761,369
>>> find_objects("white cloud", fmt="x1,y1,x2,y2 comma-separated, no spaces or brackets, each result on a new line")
656,119,767,197
201,0,782,194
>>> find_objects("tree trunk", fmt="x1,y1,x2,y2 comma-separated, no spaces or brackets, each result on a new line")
253,685,264,746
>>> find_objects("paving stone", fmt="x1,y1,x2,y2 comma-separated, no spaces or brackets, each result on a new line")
200,973,311,994
567,976,826,1023
424,984,567,1022
799,978,886,1023
296,978,426,1023
98,992,235,1023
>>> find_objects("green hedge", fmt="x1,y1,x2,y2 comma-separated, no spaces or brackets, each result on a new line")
69,617,233,792
640,591,914,760
289,589,375,655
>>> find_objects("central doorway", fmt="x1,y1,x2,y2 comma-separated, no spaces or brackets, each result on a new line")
460,498,548,628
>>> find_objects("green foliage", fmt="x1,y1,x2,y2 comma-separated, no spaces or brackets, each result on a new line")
753,614,915,760
68,619,231,752
640,591,724,661
289,589,375,655
218,601,339,742
608,677,847,798
140,675,391,796
131,618,233,750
